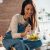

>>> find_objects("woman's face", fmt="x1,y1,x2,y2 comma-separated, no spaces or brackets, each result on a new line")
24,4,33,18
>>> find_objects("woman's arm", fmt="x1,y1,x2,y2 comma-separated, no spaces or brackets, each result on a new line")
9,14,21,38
9,14,27,39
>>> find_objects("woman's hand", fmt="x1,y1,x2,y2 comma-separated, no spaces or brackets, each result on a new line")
21,24,32,37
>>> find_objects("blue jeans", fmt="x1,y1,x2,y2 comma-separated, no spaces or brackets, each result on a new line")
2,31,26,50
24,40,42,50
3,39,26,50
2,31,42,50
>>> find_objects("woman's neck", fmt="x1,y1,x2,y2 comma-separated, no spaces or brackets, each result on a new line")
23,15,29,20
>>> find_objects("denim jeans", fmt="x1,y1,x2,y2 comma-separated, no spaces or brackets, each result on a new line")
24,40,42,50
2,38,26,50
2,31,42,50
2,31,26,50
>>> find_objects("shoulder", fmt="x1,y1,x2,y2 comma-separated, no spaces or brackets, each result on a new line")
12,14,22,19
12,14,20,18
11,14,20,21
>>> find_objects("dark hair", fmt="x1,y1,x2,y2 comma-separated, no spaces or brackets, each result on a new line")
20,0,37,30
21,0,35,15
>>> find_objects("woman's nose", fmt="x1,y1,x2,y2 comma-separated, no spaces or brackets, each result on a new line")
28,10,32,14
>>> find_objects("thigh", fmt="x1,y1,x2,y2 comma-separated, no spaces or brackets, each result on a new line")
2,39,15,49
2,38,21,49
13,39,26,50
3,39,26,50
24,40,42,49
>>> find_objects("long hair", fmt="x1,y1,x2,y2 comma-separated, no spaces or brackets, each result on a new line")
20,0,37,30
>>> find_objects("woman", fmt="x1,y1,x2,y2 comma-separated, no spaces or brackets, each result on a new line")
2,0,42,50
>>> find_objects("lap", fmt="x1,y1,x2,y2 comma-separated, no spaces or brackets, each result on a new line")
2,31,42,49
2,39,42,50
2,31,23,48
2,38,23,49
23,40,42,49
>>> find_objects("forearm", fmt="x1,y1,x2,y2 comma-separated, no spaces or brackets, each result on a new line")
21,32,26,37
12,33,21,39
12,32,26,39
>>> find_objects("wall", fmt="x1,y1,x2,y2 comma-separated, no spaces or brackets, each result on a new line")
0,0,23,36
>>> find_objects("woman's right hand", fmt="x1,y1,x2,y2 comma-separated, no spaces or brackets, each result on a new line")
21,24,31,37
25,24,31,35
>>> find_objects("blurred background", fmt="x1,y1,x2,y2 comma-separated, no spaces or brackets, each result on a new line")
33,0,50,41
0,0,24,36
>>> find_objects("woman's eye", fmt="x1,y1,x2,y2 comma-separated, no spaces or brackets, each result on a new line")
26,8,33,11
26,8,29,10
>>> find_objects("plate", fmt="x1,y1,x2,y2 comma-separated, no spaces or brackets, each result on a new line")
26,34,39,41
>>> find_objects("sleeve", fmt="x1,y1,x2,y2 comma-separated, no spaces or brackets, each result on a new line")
9,14,21,38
